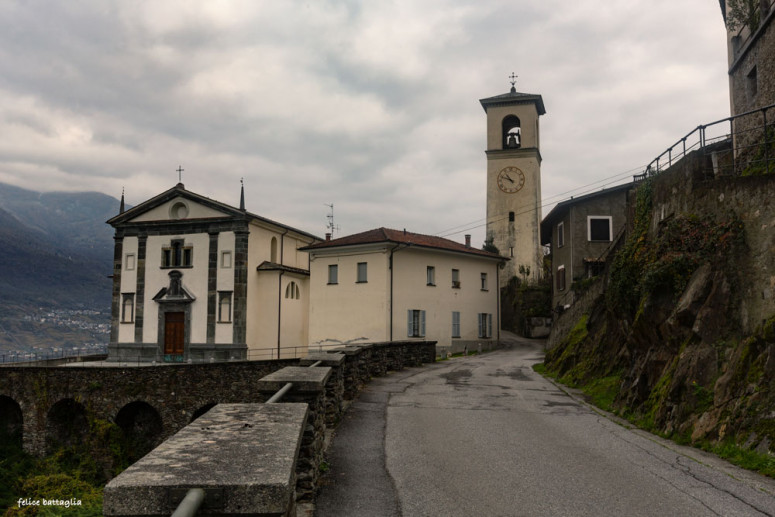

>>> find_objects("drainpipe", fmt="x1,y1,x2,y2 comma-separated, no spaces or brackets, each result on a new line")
277,270,285,359
388,243,411,342
496,264,500,343
389,246,395,342
277,230,289,359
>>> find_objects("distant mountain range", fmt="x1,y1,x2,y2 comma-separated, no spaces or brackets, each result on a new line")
0,182,120,310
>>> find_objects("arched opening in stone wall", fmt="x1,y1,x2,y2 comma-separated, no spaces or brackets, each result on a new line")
115,401,163,460
190,402,217,423
45,398,89,453
0,395,23,447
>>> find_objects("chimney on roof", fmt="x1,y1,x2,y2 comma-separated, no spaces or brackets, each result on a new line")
465,234,471,247
325,233,331,241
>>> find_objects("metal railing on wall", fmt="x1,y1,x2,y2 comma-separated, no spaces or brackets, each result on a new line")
5,341,359,367
634,103,775,182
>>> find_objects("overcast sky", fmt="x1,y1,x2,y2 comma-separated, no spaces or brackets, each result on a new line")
0,1,730,245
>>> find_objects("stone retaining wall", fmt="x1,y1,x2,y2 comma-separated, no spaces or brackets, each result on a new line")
104,340,437,515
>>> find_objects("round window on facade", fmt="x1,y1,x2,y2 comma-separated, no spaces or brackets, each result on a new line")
170,201,189,220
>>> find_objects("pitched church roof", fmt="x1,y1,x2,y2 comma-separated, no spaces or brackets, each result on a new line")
107,183,321,241
479,88,546,115
301,227,506,260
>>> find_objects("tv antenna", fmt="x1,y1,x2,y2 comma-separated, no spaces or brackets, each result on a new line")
325,203,340,238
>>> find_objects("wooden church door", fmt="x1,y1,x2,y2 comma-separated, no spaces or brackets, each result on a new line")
164,312,185,361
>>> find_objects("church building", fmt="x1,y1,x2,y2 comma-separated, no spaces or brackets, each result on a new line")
106,182,321,362
480,79,546,286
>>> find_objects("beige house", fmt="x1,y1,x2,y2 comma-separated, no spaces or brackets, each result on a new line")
107,183,320,362
302,228,506,354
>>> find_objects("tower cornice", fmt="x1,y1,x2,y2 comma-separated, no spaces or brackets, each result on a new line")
479,91,546,115
485,147,542,164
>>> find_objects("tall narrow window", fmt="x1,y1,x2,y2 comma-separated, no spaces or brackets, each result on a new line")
557,222,565,248
481,273,488,291
557,265,566,291
162,239,192,267
407,309,426,337
452,269,460,288
218,292,232,322
427,266,436,286
121,294,135,323
509,211,515,222
328,264,338,285
357,262,368,283
478,313,493,338
452,311,461,338
270,237,278,263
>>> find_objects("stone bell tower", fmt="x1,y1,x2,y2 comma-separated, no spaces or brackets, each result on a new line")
480,76,546,286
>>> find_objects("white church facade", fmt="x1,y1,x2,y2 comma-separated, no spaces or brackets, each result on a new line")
107,182,321,362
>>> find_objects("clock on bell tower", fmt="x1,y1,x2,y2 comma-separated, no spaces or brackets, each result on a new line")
480,76,546,286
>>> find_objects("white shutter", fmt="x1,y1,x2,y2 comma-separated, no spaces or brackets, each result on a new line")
407,310,413,337
420,310,426,337
478,313,483,338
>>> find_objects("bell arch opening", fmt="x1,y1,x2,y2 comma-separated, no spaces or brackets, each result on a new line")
502,115,521,149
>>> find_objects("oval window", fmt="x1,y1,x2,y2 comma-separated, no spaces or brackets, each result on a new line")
170,201,189,220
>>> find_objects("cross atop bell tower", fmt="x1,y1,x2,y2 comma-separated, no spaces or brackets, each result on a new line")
480,79,546,286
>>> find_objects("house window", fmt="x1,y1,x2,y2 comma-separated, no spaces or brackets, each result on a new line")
125,254,135,271
452,311,461,338
452,269,460,288
162,239,193,268
587,216,612,242
328,264,338,285
747,66,758,103
407,309,426,338
357,262,368,283
481,273,488,291
427,266,436,286
221,251,232,269
509,211,515,222
557,222,565,248
478,313,493,338
270,237,278,263
557,265,566,291
285,281,300,299
218,291,232,322
121,294,134,323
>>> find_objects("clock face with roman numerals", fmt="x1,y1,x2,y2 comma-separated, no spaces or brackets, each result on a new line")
497,166,526,193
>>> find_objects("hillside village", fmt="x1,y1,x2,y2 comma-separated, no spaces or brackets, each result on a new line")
0,1,774,515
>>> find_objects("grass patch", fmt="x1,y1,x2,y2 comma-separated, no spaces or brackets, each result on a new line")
699,440,775,477
581,374,622,412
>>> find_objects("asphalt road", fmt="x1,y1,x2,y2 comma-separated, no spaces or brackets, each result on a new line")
315,338,775,517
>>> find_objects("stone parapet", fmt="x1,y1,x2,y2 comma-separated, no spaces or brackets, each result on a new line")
103,403,307,517
256,366,331,502
299,353,345,426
